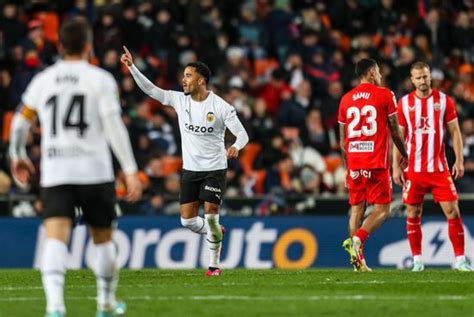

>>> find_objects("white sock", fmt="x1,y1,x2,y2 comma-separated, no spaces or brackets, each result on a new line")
205,214,223,268
41,238,67,314
181,217,207,234
413,255,422,263
93,241,118,311
456,255,466,263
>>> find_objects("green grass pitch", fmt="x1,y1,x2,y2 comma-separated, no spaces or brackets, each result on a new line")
0,269,473,317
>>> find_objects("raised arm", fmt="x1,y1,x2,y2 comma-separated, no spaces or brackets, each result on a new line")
447,119,464,180
121,46,168,103
388,114,408,170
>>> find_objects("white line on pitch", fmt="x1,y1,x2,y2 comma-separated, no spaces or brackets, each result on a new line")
0,295,470,302
0,279,469,291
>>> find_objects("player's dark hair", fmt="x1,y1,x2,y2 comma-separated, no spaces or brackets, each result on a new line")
59,17,91,56
355,58,378,78
186,61,211,84
410,61,430,73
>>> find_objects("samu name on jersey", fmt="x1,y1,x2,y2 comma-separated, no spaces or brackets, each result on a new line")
162,90,236,172
21,60,120,187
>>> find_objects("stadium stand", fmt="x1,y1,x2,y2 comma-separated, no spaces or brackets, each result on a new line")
0,0,474,215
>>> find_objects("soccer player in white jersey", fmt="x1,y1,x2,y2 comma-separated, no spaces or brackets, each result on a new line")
393,61,472,271
121,46,249,276
9,19,142,317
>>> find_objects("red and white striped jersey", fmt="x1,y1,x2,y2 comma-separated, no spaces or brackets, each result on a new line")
397,89,457,173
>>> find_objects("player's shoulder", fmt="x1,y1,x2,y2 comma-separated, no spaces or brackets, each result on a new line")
372,85,394,98
433,89,453,102
210,91,233,111
85,63,117,84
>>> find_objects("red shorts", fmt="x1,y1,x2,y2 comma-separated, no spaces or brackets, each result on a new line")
346,169,392,205
403,171,458,205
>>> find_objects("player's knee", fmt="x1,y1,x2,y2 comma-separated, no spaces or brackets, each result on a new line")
444,207,460,219
181,217,201,232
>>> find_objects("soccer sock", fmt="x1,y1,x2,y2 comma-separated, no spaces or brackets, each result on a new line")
41,238,67,313
448,218,465,257
406,217,422,257
354,228,369,244
93,241,118,311
205,214,223,268
181,216,207,235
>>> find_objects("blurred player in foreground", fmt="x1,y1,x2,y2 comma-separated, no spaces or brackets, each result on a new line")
9,18,142,316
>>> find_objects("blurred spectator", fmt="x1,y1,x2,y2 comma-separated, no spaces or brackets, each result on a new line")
263,154,296,194
249,98,276,145
238,3,267,58
94,11,121,57
255,67,292,116
120,5,143,53
9,49,42,106
0,3,26,50
278,79,311,131
147,7,173,60
302,108,331,156
20,19,55,65
254,133,285,170
3,1,474,215
146,111,177,156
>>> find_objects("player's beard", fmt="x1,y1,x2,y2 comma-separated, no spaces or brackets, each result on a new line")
419,84,429,92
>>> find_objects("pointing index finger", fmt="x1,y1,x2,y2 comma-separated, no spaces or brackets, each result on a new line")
123,45,131,56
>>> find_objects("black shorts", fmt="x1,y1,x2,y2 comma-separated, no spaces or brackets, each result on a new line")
180,169,226,205
41,182,117,228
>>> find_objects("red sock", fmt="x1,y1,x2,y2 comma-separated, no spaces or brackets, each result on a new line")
354,228,369,244
448,218,465,257
406,217,422,256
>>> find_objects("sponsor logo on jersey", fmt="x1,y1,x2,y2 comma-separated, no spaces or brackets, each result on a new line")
408,105,416,112
348,141,374,152
350,169,371,179
416,117,434,134
206,112,215,122
47,146,91,158
349,170,359,179
184,123,214,134
434,102,440,110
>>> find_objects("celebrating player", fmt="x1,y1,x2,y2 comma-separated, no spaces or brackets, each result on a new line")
121,46,249,276
339,58,408,271
393,61,472,271
9,18,142,316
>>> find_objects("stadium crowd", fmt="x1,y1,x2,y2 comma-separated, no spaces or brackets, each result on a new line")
0,0,474,215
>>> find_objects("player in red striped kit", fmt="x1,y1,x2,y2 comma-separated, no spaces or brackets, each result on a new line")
393,62,472,271
339,58,408,271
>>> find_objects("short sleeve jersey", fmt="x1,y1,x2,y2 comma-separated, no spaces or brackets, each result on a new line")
21,60,120,187
161,90,237,171
397,89,457,173
338,83,397,170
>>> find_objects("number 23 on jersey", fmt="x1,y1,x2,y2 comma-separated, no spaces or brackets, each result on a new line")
346,105,377,138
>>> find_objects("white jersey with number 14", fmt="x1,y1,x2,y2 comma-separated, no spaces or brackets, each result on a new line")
21,60,120,187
